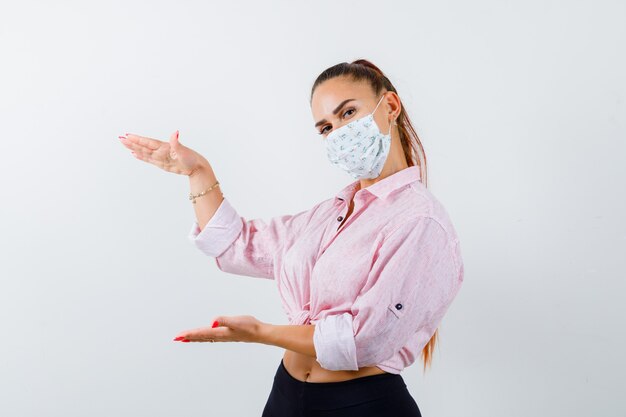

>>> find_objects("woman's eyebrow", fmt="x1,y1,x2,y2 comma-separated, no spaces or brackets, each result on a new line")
314,98,356,128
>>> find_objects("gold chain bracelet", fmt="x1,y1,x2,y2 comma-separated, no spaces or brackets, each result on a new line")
189,181,220,204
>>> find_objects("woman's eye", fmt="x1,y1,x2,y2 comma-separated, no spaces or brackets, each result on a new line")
317,108,356,135
343,108,355,118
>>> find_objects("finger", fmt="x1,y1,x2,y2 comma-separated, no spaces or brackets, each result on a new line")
130,149,145,161
169,130,180,160
126,145,169,170
186,329,216,341
119,138,154,154
169,130,180,147
173,333,192,342
175,326,229,342
124,133,162,151
142,151,175,170
131,148,180,173
173,329,208,342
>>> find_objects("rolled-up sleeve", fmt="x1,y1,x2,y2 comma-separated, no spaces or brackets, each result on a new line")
188,197,320,280
313,216,464,370
188,197,243,257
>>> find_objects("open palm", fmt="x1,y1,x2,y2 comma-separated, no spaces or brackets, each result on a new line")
118,130,207,176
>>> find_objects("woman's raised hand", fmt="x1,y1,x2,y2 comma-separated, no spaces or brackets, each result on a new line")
118,130,208,176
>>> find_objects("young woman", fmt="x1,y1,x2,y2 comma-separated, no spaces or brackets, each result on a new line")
118,59,464,416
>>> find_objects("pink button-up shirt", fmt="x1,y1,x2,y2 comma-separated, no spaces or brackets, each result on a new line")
188,165,464,374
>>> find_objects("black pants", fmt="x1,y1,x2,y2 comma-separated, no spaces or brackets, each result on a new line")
261,359,422,417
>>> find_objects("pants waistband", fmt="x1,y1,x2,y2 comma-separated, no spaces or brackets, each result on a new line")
274,359,407,409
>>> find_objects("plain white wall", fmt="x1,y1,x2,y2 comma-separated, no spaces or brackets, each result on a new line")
1,0,624,416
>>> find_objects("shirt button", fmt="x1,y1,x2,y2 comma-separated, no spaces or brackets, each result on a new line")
337,216,344,222
395,303,403,310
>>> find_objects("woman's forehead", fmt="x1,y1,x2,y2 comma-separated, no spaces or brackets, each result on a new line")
313,78,371,102
311,79,373,116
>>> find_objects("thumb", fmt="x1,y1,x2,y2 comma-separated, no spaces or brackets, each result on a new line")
212,318,223,328
169,130,180,159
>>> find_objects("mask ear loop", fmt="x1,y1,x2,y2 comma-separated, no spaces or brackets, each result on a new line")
388,107,396,136
372,94,395,135
371,93,386,116
372,92,395,136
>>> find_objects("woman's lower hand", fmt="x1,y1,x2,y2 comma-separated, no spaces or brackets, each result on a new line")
118,130,209,176
173,315,267,344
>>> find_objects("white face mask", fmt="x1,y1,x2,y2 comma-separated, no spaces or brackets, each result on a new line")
324,93,394,180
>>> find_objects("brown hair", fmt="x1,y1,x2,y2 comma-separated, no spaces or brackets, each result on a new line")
310,59,438,372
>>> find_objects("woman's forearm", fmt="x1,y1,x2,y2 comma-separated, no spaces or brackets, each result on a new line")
188,164,225,230
258,323,317,358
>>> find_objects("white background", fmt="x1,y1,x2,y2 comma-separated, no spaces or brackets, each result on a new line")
1,1,624,416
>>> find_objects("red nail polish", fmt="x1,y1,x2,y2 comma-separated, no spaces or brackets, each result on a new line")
173,336,185,341
212,320,219,328
182,339,190,342
176,130,179,139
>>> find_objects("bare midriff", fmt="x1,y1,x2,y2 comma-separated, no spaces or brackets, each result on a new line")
282,349,388,383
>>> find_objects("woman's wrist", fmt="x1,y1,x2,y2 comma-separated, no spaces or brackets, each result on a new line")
187,161,223,227
256,322,275,346
188,164,218,192
188,161,211,178
256,323,317,358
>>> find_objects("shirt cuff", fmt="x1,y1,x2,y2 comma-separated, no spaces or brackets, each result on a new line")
187,197,243,258
313,313,359,371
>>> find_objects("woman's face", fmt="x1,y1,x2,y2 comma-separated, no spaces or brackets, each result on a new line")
310,76,400,140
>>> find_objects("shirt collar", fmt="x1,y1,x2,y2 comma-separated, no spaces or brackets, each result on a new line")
334,165,422,202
